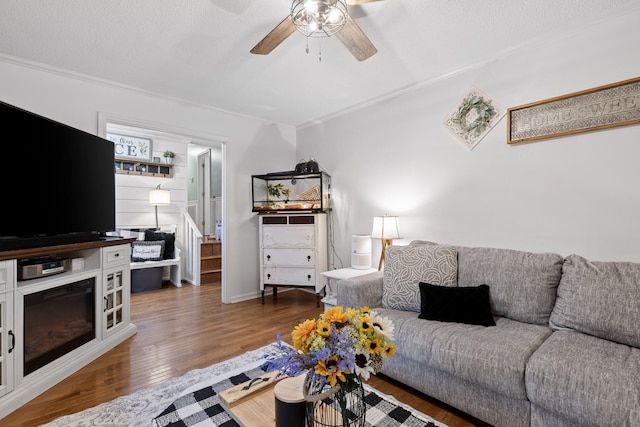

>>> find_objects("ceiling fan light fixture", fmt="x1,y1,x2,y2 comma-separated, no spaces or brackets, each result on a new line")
291,0,348,38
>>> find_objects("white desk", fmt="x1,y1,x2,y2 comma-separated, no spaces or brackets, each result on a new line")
320,267,378,308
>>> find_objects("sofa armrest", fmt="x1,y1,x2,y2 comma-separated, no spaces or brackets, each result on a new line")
336,271,383,309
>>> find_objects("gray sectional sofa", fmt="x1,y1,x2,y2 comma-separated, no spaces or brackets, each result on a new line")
336,241,640,427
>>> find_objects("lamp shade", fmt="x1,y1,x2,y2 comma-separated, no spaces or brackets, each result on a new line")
149,188,170,205
371,216,401,240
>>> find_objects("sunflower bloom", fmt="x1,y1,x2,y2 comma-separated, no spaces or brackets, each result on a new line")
360,306,372,316
316,319,331,337
359,316,373,334
315,355,346,386
383,343,396,358
292,319,316,350
322,306,348,323
366,338,384,355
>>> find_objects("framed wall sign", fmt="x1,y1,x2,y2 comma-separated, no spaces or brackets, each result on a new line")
108,132,153,160
507,76,640,144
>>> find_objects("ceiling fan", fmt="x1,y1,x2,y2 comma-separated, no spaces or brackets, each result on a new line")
250,0,384,62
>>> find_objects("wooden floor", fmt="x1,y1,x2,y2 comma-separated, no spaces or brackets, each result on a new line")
5,283,488,427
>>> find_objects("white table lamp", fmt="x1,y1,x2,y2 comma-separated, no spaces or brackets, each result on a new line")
149,184,171,229
371,215,401,270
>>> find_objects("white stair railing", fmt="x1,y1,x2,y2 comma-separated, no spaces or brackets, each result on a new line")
180,207,202,286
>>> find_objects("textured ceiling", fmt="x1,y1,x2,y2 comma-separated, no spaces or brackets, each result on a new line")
0,0,638,127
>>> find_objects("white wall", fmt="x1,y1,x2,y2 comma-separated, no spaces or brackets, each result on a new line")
298,10,640,266
0,60,296,303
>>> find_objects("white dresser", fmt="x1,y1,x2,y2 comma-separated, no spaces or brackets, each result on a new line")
259,212,327,306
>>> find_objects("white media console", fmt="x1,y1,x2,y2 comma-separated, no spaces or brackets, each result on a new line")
0,238,138,420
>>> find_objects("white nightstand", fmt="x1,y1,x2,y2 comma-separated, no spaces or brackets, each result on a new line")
320,267,378,308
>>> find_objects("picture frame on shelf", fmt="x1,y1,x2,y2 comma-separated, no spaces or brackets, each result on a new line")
108,132,153,160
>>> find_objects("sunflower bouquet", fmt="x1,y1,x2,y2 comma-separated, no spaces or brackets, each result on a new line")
262,306,396,390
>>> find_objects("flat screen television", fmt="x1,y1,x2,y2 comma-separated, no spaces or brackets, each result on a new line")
0,100,116,251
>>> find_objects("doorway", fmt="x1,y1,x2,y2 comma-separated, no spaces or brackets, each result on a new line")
191,144,222,238
97,113,226,298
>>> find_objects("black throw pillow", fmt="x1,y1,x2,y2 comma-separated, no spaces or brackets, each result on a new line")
144,230,176,260
418,283,496,327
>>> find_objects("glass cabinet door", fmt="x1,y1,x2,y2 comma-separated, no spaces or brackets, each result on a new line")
102,269,128,338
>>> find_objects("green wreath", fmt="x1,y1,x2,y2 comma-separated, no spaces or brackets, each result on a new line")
451,95,497,137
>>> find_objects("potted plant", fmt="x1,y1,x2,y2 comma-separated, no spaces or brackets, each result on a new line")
163,150,175,164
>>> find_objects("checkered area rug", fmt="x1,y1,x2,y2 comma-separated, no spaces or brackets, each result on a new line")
152,367,444,427
42,343,447,427
152,368,263,427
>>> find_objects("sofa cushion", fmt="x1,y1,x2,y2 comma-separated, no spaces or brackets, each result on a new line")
336,271,384,310
526,330,640,426
456,246,563,325
418,283,495,326
382,244,457,312
549,254,640,348
376,308,551,399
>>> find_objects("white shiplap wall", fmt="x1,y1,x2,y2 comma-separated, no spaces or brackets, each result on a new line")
109,124,188,233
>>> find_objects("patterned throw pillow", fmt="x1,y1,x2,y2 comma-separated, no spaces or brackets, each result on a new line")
382,244,458,312
131,240,165,262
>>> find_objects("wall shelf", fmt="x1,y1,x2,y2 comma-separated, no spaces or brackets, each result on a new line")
115,159,173,178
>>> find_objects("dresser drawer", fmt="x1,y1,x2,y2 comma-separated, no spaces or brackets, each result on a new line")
262,226,314,248
263,249,315,267
102,245,130,267
263,267,316,286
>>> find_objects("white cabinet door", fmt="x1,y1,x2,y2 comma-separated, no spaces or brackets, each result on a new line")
0,291,14,398
0,260,15,398
101,245,131,339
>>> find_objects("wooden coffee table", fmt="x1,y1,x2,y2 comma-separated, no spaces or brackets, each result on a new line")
219,372,306,427
225,387,276,426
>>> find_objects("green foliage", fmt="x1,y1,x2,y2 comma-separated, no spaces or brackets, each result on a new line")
267,183,290,201
451,95,497,137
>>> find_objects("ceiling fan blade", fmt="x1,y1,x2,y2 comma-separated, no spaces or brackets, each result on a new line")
250,16,296,55
335,15,377,61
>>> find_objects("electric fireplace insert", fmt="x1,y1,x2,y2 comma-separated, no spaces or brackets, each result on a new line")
23,277,96,376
